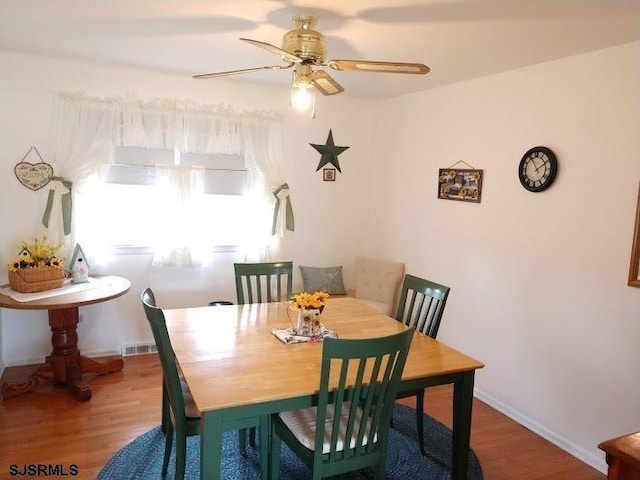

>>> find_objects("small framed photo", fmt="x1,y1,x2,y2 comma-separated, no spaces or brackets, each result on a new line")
438,168,483,203
323,168,336,182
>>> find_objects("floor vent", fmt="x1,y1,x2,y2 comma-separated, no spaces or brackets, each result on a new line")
121,342,158,356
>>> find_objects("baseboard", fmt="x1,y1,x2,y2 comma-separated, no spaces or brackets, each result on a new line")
474,387,607,474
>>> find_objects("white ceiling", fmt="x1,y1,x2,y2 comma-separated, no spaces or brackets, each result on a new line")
1,0,639,99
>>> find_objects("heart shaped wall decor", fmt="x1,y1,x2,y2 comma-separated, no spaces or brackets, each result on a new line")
14,162,54,191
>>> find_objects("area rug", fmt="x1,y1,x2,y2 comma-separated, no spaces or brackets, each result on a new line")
98,404,483,479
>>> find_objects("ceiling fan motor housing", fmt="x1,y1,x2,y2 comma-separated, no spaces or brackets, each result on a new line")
282,16,326,64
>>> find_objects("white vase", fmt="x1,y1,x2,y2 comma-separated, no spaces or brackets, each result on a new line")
296,308,321,336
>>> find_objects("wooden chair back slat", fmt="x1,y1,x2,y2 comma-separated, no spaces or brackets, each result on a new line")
395,274,450,339
234,262,293,304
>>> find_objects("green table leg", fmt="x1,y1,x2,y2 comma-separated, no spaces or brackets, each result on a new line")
260,415,270,480
451,371,475,480
201,411,223,480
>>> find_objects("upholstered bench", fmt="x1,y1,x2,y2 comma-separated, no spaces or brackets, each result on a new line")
353,257,405,316
297,258,405,316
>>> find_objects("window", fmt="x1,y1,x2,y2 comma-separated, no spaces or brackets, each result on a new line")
48,93,287,266
76,147,252,250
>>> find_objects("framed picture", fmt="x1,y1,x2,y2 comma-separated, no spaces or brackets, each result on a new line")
438,168,483,203
323,168,336,182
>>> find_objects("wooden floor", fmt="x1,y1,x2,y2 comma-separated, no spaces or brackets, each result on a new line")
0,354,605,480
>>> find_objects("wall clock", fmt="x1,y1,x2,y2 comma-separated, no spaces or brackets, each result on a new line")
518,146,558,192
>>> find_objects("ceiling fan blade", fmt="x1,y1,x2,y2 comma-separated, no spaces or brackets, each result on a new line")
328,60,429,75
193,63,294,79
311,70,344,96
240,38,302,64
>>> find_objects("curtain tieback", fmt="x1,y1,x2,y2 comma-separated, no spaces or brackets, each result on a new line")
272,183,294,235
42,176,73,236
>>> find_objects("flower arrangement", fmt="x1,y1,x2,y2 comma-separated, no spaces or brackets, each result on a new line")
7,237,65,271
7,237,66,293
290,291,330,337
289,291,330,311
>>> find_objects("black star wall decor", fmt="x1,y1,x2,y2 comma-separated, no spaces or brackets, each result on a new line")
310,129,349,173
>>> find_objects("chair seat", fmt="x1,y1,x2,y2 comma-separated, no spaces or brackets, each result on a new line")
179,375,200,419
278,402,375,454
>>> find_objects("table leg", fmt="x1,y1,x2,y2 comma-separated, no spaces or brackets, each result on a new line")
260,415,270,480
1,307,124,402
79,355,124,375
201,410,224,480
1,364,54,399
66,362,92,401
48,307,81,384
451,371,475,480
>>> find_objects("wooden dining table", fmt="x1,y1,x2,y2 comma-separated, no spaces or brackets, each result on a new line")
163,297,484,480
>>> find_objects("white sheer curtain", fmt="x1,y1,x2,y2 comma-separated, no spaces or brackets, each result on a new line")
45,94,116,253
241,118,290,261
151,166,205,267
47,92,287,266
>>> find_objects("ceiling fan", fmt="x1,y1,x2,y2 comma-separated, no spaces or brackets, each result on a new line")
193,15,429,106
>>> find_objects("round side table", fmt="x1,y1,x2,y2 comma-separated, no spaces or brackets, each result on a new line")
0,275,130,401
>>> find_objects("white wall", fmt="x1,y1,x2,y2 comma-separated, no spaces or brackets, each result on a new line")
368,42,640,472
0,51,375,362
2,43,639,474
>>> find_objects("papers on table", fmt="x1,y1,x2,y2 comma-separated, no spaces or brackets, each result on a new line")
271,326,338,344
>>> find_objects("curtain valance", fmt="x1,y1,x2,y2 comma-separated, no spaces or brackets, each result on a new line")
45,92,290,262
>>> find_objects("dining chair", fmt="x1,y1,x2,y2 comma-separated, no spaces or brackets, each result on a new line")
233,261,293,447
269,329,414,480
234,261,293,304
394,273,451,455
141,287,259,479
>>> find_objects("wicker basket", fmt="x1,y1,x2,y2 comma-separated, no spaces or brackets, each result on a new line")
8,266,66,293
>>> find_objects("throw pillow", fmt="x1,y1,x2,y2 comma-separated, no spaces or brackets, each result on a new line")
299,266,346,295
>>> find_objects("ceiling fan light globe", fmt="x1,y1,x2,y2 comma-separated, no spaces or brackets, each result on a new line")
290,85,314,112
